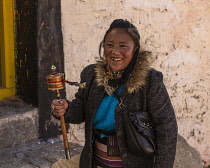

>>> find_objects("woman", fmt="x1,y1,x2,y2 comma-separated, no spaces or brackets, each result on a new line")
51,19,178,168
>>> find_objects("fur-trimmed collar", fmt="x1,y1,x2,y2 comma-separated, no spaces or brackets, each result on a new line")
94,52,152,95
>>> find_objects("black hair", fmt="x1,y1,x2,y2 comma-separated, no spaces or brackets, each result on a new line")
99,19,140,60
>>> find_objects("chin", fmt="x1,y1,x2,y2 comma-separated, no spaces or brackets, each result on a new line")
111,68,123,72
109,64,124,72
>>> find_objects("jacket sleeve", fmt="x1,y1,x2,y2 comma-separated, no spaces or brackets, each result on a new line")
63,64,95,124
148,69,178,168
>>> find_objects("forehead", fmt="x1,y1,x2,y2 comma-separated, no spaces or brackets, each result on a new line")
105,28,134,43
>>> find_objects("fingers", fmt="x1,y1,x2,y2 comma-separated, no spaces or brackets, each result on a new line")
52,109,66,117
51,99,68,117
52,99,66,106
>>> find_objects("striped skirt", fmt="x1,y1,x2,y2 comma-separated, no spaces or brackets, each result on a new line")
94,139,123,168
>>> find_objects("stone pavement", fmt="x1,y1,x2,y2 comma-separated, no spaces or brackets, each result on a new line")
0,138,83,168
0,135,206,168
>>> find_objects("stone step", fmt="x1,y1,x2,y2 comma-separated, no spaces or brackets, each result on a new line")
0,108,39,152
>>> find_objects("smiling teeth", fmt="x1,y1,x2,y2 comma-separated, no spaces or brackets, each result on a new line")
111,58,121,61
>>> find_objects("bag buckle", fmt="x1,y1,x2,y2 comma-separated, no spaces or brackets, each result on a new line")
118,98,126,109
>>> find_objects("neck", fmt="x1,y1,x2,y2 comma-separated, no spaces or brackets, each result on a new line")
112,70,124,79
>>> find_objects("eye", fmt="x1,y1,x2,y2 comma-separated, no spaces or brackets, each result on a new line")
106,43,113,47
120,44,127,48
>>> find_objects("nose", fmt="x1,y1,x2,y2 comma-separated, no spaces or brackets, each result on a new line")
111,46,120,55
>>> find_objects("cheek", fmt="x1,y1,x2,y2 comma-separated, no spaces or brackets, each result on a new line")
124,49,134,58
126,55,133,64
104,47,111,56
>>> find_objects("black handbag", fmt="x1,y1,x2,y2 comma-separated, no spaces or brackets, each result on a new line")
123,109,156,156
117,96,156,156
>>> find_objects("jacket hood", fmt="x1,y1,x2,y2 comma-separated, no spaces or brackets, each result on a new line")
94,51,152,95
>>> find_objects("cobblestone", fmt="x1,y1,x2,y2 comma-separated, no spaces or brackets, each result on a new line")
0,138,83,168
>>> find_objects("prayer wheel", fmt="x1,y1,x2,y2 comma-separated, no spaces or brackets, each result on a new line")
45,65,86,160
46,65,65,91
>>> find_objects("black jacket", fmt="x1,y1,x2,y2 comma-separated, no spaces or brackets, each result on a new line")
64,53,178,168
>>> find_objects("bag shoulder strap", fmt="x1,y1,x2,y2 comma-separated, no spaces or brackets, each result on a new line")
144,69,153,112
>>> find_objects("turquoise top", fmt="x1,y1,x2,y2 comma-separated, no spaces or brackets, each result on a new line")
93,85,123,135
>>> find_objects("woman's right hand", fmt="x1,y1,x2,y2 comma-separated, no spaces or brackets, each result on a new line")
51,99,68,117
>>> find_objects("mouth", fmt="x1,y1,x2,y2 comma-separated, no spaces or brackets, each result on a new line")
111,57,122,62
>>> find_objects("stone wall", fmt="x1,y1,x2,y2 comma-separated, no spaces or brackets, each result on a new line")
61,0,210,162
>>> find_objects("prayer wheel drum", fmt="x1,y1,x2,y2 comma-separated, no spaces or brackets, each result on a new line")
46,72,65,90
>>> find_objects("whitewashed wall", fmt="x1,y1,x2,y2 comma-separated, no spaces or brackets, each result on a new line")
61,0,210,162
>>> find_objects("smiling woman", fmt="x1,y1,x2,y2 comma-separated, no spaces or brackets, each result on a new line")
51,19,178,168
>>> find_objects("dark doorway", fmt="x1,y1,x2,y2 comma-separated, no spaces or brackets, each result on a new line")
14,0,38,106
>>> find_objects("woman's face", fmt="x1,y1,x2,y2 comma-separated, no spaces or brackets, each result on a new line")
104,28,136,72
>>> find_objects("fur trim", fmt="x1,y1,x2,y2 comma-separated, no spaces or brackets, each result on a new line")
94,51,152,95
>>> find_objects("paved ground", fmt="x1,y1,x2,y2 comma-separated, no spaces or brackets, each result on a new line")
0,138,83,168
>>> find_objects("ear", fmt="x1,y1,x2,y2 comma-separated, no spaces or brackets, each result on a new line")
134,45,140,52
